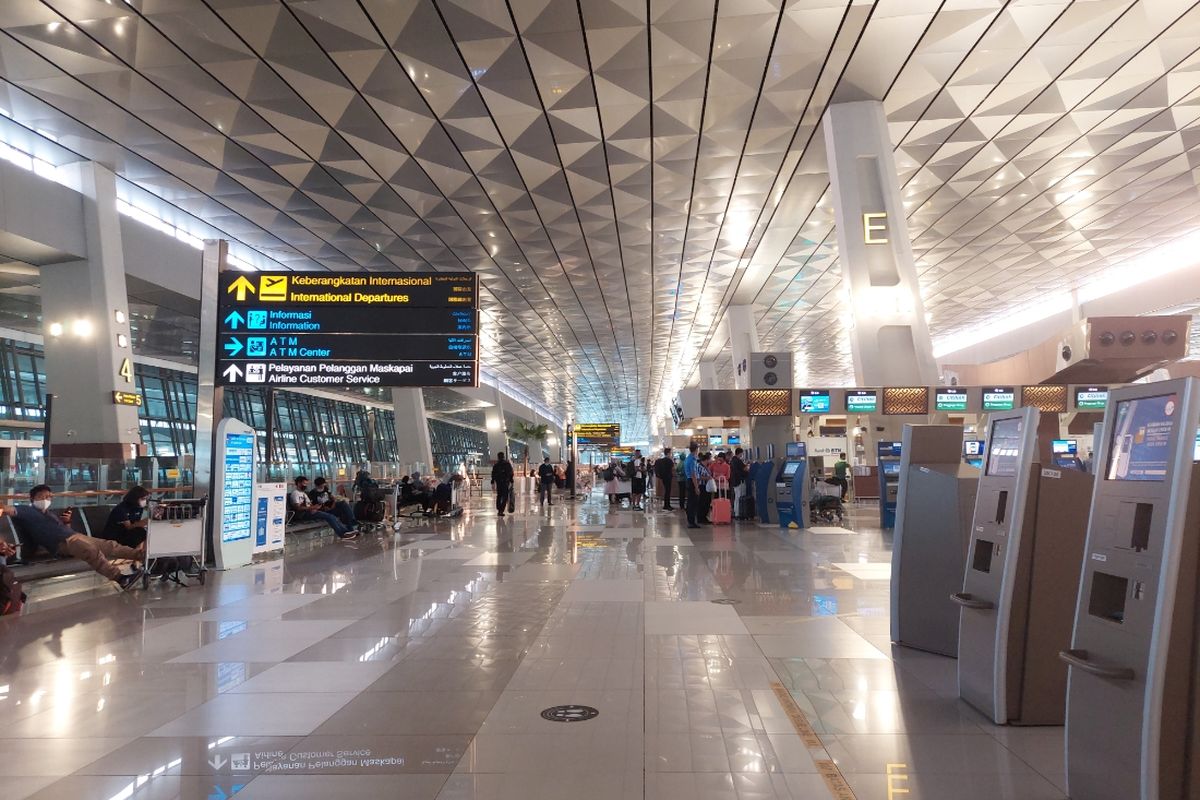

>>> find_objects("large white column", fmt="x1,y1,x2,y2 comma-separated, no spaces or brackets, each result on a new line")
727,305,760,390
823,101,938,386
40,163,140,459
698,360,719,389
391,388,433,473
482,386,508,460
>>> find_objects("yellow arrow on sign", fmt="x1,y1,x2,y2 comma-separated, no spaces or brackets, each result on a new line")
227,276,256,301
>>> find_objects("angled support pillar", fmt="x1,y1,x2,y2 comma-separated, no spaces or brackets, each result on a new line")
392,388,433,475
823,101,937,386
727,305,760,390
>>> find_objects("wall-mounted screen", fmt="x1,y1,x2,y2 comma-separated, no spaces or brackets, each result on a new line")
1106,393,1178,481
964,440,984,456
982,386,1015,411
727,433,741,446
786,442,807,458
1051,439,1078,455
708,434,723,446
1076,386,1109,410
799,390,831,414
986,417,1025,477
935,387,969,412
845,390,878,413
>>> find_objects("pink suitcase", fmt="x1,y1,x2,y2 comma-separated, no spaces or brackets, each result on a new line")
711,478,731,525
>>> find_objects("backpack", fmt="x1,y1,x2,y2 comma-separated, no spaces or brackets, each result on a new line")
603,467,615,482
1,565,26,616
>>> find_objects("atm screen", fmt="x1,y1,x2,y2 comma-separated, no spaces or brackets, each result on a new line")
782,461,801,477
1051,439,1078,455
882,461,901,476
986,418,1024,477
1106,393,1178,481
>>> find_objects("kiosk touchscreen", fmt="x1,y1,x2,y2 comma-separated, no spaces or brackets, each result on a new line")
890,424,979,656
1063,380,1200,800
953,408,1092,725
877,441,902,528
964,439,985,469
1052,438,1085,471
776,443,808,529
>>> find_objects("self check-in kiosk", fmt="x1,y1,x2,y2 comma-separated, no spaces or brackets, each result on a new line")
878,441,902,528
954,407,1092,725
1052,438,1086,471
890,425,979,657
964,439,985,469
776,442,808,529
1063,379,1200,800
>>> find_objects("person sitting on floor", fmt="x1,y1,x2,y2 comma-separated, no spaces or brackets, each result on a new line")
2,485,143,590
289,476,357,540
308,477,358,531
98,485,151,548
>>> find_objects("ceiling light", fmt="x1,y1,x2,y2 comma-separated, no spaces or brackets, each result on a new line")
71,319,93,337
48,322,63,337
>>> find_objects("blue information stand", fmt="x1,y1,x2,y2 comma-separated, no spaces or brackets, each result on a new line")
213,417,256,570
777,442,808,528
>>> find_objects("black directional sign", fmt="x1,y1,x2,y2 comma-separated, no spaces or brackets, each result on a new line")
215,271,479,388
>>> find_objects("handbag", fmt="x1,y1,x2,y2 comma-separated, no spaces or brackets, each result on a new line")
705,478,717,493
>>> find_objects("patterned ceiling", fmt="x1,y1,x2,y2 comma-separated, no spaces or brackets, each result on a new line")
0,1,1198,439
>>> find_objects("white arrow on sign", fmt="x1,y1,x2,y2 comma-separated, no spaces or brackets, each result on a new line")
208,754,228,770
222,364,243,383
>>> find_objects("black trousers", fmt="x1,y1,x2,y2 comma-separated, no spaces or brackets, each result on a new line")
495,482,511,513
685,480,698,526
660,474,673,509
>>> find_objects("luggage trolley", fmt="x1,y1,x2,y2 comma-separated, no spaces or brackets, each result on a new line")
145,497,208,588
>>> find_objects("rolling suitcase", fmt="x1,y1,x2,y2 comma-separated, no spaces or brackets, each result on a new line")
711,478,731,525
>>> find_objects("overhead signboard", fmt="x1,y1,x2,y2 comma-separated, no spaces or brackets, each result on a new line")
798,389,831,414
845,389,878,413
982,386,1015,411
1075,385,1109,410
112,391,143,407
935,387,969,412
215,271,479,388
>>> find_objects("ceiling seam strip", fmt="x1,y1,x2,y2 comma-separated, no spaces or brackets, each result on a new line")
647,0,722,417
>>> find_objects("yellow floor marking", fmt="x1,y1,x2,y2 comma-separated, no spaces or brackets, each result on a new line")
770,682,858,799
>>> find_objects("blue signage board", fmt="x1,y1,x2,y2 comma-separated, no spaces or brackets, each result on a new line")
220,333,476,361
255,496,269,548
222,307,476,335
221,432,255,544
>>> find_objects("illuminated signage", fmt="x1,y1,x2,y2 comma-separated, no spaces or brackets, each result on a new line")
935,387,969,412
863,212,889,244
799,390,831,414
574,423,620,447
220,431,255,544
982,386,1015,411
1075,386,1109,410
845,390,878,413
216,270,479,388
112,391,143,407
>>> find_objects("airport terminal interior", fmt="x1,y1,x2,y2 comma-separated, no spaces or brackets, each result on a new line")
4,1,1200,798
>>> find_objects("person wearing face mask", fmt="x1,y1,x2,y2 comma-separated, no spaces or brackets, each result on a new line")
99,485,152,548
2,485,144,590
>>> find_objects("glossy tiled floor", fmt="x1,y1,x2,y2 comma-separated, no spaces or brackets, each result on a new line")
0,490,1069,800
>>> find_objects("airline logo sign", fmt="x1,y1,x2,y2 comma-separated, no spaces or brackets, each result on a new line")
216,271,478,388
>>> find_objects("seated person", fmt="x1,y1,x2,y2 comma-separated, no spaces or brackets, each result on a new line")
308,477,357,530
1,485,143,590
0,538,14,566
289,476,357,540
99,486,151,548
399,476,417,504
428,473,464,515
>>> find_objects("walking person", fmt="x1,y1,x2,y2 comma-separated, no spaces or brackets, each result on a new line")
491,451,514,517
537,456,556,509
684,443,700,529
655,447,674,512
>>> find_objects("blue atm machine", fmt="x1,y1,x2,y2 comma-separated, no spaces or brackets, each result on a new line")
752,445,780,525
878,441,902,528
776,442,808,528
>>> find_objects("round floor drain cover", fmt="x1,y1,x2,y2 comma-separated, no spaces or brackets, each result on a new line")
711,598,740,605
541,705,599,723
